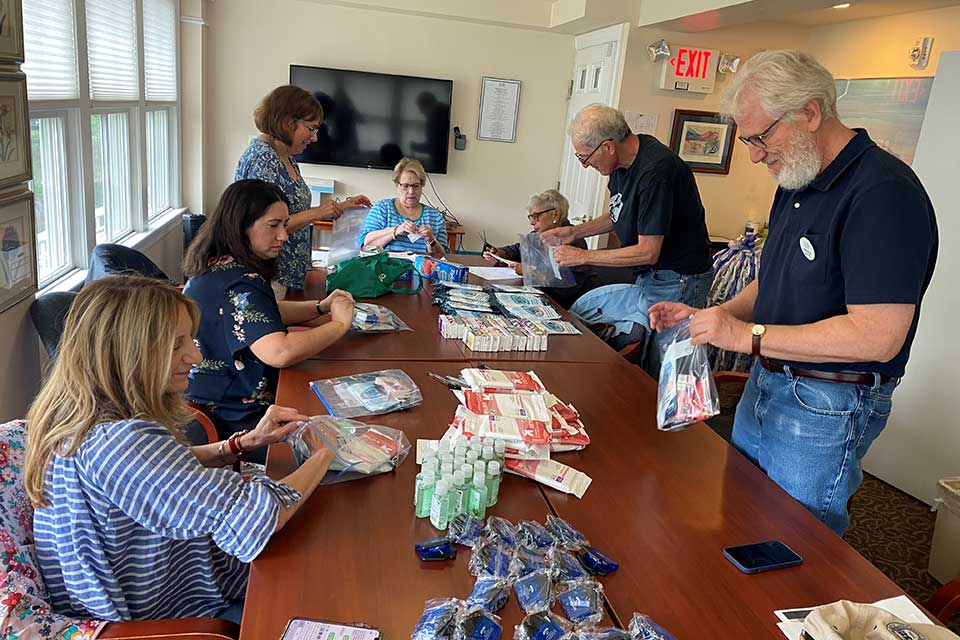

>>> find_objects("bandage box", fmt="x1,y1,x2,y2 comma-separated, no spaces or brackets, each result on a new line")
414,256,469,283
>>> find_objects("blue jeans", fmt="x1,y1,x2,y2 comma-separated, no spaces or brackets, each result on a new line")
732,362,898,535
570,268,714,338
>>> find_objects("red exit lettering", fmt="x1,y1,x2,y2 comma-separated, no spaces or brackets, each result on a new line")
671,48,713,80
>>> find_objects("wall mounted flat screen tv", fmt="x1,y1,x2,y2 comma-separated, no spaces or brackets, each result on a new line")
290,65,453,174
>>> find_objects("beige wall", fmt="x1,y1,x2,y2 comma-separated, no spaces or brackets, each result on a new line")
203,0,575,250
617,22,807,240
0,298,43,422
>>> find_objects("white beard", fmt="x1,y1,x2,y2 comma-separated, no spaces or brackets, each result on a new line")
770,127,822,191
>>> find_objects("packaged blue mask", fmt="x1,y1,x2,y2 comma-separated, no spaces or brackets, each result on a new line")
469,539,512,578
628,613,675,640
513,569,553,614
449,513,484,548
454,608,502,640
580,628,631,640
413,598,462,640
465,577,510,614
514,612,571,640
545,515,588,550
484,516,518,547
510,546,549,578
415,537,457,561
556,580,604,626
517,520,555,549
551,549,588,584
576,545,619,576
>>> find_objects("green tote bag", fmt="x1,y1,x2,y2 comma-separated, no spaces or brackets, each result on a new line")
326,253,423,298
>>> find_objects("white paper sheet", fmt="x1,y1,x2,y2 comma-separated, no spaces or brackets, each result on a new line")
469,266,520,280
624,111,659,136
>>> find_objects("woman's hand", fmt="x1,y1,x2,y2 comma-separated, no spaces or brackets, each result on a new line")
314,200,343,222
418,225,436,243
482,249,500,263
329,296,355,328
316,289,354,314
512,263,524,275
395,220,418,237
342,195,372,209
243,405,309,450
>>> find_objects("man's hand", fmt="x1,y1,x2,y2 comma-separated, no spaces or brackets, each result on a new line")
553,245,589,267
689,306,751,353
540,226,577,245
648,302,697,332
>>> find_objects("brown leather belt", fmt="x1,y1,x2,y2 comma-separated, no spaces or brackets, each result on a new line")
758,357,893,386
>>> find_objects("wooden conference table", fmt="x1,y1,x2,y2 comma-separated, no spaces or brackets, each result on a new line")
241,261,911,640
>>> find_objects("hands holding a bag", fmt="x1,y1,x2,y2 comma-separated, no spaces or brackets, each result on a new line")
649,302,750,353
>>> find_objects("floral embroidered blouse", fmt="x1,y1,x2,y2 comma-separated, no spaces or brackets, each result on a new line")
235,138,313,289
183,258,286,424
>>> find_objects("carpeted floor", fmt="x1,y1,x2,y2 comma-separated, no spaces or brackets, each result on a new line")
706,381,960,632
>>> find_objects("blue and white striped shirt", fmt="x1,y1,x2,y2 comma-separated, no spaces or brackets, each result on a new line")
34,419,300,621
359,198,449,253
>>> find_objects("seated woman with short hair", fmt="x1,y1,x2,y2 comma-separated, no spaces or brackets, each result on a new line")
359,157,449,257
26,275,334,623
182,179,355,456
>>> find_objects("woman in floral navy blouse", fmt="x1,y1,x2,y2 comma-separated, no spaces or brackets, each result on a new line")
183,180,355,461
235,85,371,291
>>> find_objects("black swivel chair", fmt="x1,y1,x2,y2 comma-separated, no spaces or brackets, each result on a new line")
29,291,78,359
85,243,173,285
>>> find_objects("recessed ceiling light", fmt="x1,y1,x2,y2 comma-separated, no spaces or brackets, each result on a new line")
832,3,851,8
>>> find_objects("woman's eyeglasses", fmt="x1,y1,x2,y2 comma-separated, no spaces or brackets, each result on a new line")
299,121,321,135
398,183,423,191
527,208,556,223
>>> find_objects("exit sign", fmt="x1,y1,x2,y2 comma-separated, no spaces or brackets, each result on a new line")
658,46,719,93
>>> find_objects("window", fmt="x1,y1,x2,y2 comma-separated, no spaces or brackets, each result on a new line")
22,0,180,287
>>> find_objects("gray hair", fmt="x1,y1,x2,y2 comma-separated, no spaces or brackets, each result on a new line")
720,50,838,122
526,189,569,221
392,157,426,185
568,103,631,148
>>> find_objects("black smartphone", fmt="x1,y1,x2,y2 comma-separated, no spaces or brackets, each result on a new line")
723,540,803,574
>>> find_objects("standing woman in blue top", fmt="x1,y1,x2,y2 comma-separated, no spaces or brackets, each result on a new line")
359,157,449,256
236,85,371,290
182,180,355,460
25,275,335,623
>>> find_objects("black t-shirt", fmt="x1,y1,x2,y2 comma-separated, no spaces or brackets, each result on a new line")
607,134,712,275
753,129,938,378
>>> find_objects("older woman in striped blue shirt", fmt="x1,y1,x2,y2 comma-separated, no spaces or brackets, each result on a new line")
24,276,334,624
359,157,449,256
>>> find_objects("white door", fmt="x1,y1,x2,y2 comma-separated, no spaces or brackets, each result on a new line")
862,51,960,504
558,23,630,248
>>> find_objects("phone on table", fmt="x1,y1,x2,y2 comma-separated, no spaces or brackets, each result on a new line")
280,618,380,640
723,540,803,574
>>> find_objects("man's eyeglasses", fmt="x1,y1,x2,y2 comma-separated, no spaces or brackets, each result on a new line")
737,116,783,149
299,121,321,135
398,183,423,191
575,138,613,165
527,208,556,223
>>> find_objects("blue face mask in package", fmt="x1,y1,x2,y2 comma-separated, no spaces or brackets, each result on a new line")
545,515,588,550
484,516,518,547
448,513,484,547
556,580,604,626
513,569,553,614
517,520,555,549
580,628,631,640
466,577,510,614
413,598,462,640
415,537,457,561
469,539,513,578
510,546,549,578
514,612,571,640
628,613,676,640
576,545,619,576
454,608,502,640
551,549,589,583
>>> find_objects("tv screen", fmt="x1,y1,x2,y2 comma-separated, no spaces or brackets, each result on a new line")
290,65,453,174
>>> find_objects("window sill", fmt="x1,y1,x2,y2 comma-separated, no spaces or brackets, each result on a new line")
38,207,188,295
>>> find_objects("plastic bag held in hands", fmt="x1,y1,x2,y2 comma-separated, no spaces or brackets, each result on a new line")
655,318,720,431
286,416,411,481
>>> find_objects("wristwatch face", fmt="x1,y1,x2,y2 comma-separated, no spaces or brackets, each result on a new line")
751,324,766,337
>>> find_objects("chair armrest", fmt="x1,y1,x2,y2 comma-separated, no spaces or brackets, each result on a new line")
927,578,960,624
186,402,219,445
98,617,239,639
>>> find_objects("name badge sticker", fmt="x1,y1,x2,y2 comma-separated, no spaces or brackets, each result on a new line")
799,237,816,261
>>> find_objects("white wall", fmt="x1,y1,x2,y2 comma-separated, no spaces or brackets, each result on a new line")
203,0,575,250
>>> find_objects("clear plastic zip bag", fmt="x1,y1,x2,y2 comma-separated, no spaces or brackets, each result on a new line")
285,415,411,484
519,232,575,289
309,369,422,417
351,302,412,332
656,318,720,431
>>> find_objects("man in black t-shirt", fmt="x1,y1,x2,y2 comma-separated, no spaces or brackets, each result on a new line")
649,50,938,536
543,104,713,350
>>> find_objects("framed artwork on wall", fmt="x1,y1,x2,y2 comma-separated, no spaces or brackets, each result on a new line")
669,109,737,174
0,71,30,189
0,0,24,63
0,189,36,313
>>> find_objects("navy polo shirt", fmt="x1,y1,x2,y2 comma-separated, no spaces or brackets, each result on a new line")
754,129,938,378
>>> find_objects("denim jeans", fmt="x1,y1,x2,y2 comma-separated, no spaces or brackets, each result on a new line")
732,362,898,535
570,268,715,336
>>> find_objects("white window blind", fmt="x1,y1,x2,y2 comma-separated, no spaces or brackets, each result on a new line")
22,0,79,100
145,109,170,216
31,116,73,284
86,0,139,101
143,0,177,101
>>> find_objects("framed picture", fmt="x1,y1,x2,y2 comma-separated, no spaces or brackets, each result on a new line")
477,77,521,143
0,0,24,64
669,109,737,174
0,70,29,189
0,189,36,313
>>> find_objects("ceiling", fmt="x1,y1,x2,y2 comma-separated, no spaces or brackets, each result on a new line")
778,0,960,27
